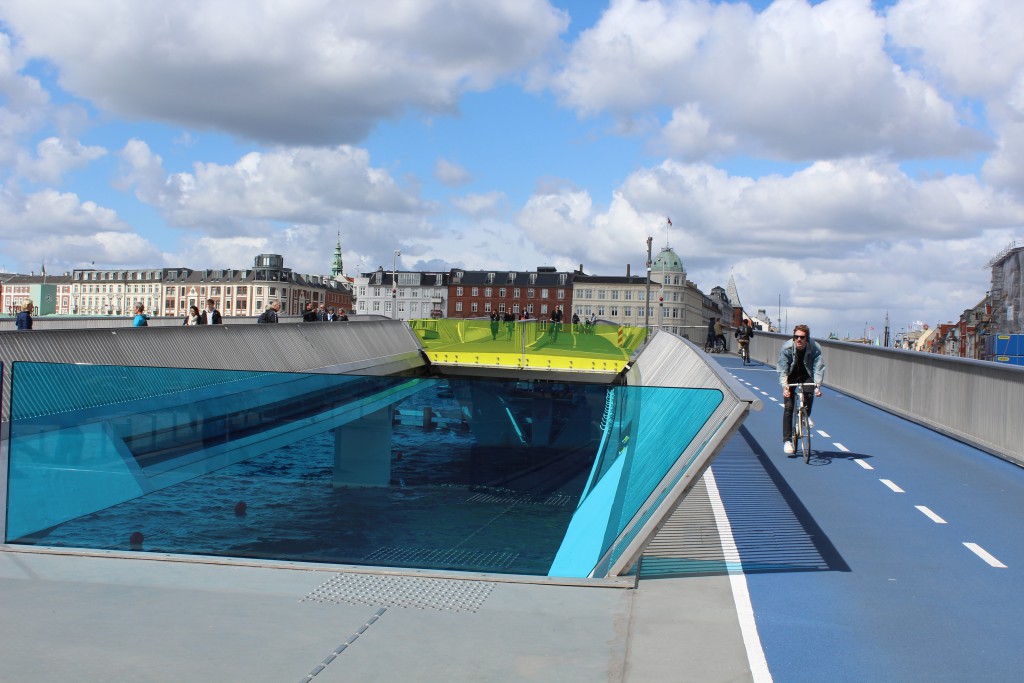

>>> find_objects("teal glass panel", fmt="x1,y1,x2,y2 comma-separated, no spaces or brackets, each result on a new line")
549,386,723,577
6,361,722,579
6,362,611,575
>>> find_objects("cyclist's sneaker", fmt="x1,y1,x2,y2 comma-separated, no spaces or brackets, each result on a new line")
783,441,795,455
807,417,815,429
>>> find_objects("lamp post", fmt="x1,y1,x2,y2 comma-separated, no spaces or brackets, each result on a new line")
392,250,401,319
644,237,652,333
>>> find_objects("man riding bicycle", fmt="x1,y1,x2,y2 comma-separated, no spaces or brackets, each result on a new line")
777,324,825,455
735,318,754,362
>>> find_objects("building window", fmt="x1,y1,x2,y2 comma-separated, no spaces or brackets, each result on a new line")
611,306,618,316
484,302,492,313
624,291,632,300
597,290,605,299
513,288,520,298
598,306,605,316
456,287,463,296
486,272,495,283
499,288,506,297
456,301,463,312
373,301,380,311
541,304,548,315
471,302,478,313
471,287,479,296
624,306,632,316
557,289,564,300
611,290,619,300
527,288,535,298
541,288,549,298
484,287,492,297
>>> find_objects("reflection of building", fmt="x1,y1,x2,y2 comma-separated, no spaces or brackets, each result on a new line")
446,267,573,320
354,269,449,320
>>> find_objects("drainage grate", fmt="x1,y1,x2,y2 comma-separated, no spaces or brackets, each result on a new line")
361,546,519,569
468,492,576,507
303,573,495,612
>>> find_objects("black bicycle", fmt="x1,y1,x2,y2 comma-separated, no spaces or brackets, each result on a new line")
788,382,816,464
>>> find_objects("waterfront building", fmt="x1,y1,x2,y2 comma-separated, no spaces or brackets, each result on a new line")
354,268,448,319
574,246,718,338
447,266,576,320
69,253,352,318
1,273,73,315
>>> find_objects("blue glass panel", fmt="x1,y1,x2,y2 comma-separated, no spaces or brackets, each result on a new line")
6,362,609,575
6,361,722,579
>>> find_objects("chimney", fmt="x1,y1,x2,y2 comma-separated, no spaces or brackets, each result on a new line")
626,264,631,277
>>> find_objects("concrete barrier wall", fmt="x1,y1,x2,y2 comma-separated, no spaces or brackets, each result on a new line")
750,333,1023,465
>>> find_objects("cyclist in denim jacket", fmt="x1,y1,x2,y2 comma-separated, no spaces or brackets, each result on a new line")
776,324,825,454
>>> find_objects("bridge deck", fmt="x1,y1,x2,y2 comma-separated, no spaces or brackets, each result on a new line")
1,353,1021,681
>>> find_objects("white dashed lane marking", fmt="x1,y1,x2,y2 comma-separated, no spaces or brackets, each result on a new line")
915,505,947,524
880,479,905,493
963,543,1007,568
853,458,873,470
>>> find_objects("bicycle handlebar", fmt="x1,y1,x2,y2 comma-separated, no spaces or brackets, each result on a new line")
786,382,818,388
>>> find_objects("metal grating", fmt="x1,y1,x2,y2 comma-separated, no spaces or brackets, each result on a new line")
466,491,576,507
362,546,519,570
302,573,495,612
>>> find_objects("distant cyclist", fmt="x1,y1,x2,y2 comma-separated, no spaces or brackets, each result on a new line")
777,324,825,454
735,318,754,362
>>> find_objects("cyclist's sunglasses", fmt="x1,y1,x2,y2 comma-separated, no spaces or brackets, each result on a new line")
793,334,807,340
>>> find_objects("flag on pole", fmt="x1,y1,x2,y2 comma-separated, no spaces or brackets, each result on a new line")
666,216,672,226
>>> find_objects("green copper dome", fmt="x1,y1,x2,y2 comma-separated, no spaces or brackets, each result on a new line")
652,246,685,273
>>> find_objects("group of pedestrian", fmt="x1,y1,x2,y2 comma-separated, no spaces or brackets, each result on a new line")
181,299,224,326
301,302,348,322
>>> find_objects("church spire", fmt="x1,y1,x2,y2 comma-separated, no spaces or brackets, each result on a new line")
331,232,344,278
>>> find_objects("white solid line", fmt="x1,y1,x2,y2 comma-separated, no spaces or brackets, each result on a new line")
853,458,873,470
963,542,1007,568
704,470,773,683
833,442,849,452
816,429,830,438
880,479,905,493
915,506,947,524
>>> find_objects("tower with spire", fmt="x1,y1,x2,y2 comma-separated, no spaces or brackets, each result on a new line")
331,232,344,278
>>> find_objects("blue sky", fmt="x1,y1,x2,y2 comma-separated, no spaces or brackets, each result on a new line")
1,0,1023,336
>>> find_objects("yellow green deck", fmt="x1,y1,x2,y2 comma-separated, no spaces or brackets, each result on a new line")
410,319,648,372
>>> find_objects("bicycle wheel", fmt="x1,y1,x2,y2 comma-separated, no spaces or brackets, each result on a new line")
800,410,812,463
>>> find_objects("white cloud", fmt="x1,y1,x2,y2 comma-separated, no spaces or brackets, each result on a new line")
435,158,473,187
117,140,430,231
546,0,982,161
0,0,568,145
886,0,1024,100
452,191,506,217
511,156,1024,333
16,136,107,184
0,186,163,271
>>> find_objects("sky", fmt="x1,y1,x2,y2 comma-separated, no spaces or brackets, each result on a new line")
1,0,1023,337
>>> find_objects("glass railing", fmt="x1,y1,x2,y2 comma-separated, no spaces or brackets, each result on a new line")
409,318,648,372
6,361,720,578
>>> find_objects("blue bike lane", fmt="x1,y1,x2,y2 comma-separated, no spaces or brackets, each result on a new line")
711,356,1024,682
